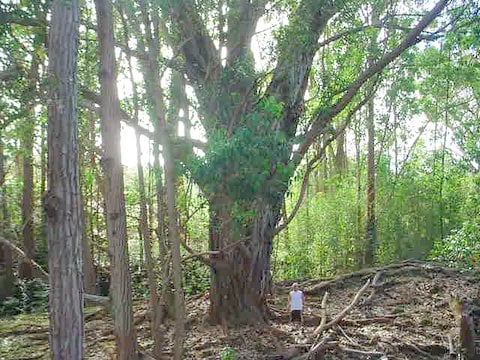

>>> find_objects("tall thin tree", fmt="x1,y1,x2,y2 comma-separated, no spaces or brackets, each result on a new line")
45,0,84,357
94,0,138,358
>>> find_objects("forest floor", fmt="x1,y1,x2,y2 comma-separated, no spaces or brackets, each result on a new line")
1,260,479,359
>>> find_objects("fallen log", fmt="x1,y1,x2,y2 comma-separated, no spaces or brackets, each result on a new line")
0,236,109,307
304,260,479,295
312,278,371,337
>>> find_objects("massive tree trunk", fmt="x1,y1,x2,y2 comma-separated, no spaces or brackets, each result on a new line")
45,0,84,357
208,197,281,324
94,0,138,358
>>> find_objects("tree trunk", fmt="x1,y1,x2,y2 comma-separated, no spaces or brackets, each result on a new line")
0,135,14,300
364,89,377,267
136,131,163,356
122,15,163,348
45,0,84,357
354,117,363,268
208,198,279,325
19,54,39,279
82,193,96,294
364,9,379,267
154,80,185,360
95,0,138,358
335,129,347,175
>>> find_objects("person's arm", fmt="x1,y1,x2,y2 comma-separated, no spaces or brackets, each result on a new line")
287,293,291,311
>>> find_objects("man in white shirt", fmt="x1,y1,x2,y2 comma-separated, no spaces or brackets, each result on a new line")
287,283,305,324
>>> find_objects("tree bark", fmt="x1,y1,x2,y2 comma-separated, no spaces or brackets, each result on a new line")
0,135,14,298
136,131,163,356
94,0,138,358
19,54,39,279
81,192,96,294
208,198,280,324
335,130,347,175
364,9,379,268
120,9,163,351
0,136,14,300
364,92,377,267
45,0,84,357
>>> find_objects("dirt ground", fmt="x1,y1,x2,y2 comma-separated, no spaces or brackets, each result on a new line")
1,260,479,359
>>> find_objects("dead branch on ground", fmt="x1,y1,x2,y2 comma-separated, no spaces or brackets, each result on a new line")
0,236,109,306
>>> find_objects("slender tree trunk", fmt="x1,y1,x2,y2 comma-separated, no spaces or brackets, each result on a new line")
439,107,448,240
136,132,163,355
120,10,163,350
94,0,138,358
45,0,84,357
364,10,379,267
354,117,363,268
335,129,347,175
138,11,186,347
81,192,96,294
0,136,14,299
154,76,185,360
19,54,39,279
364,91,377,267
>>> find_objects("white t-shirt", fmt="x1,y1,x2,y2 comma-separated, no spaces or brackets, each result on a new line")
289,290,304,310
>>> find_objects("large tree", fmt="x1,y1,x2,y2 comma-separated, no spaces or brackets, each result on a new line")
45,0,84,357
161,0,451,324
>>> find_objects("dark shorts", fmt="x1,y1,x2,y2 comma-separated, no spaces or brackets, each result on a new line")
290,310,302,322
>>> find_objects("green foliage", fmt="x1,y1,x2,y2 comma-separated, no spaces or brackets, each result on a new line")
430,220,480,269
182,260,210,296
189,96,293,203
0,279,48,317
220,346,238,360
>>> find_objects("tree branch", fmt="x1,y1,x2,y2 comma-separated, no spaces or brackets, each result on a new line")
225,0,267,65
0,236,109,306
0,11,46,27
274,90,375,236
299,0,449,157
268,1,338,129
312,279,371,337
168,1,222,85
0,66,23,82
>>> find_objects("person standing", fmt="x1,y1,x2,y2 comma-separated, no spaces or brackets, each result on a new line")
288,283,305,324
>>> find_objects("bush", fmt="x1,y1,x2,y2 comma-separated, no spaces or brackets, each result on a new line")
430,220,480,269
183,260,209,296
0,279,49,316
220,347,237,360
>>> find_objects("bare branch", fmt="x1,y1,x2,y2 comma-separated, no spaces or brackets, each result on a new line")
312,279,371,337
169,1,222,85
0,11,46,27
0,236,108,306
225,0,267,65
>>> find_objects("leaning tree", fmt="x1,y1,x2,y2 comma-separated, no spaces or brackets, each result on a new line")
157,0,458,325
